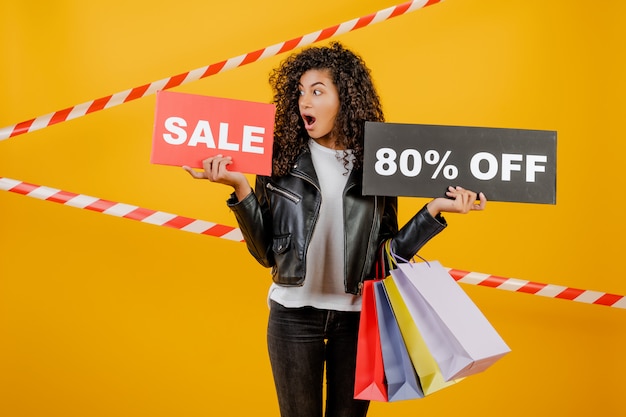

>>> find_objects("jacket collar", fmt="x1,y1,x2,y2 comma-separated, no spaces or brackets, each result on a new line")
291,146,319,186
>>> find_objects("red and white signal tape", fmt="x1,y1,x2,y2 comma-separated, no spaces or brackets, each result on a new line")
0,0,442,141
447,269,626,309
2,176,625,309
0,177,243,242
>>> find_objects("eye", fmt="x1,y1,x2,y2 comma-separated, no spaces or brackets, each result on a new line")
298,90,305,96
313,89,322,96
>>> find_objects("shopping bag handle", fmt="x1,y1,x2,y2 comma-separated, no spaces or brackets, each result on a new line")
384,240,431,269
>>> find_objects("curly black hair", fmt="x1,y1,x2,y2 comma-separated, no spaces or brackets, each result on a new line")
268,42,385,176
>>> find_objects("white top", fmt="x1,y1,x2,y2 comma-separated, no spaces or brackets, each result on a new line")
268,139,362,311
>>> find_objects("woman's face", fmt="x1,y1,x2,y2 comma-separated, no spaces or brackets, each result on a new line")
298,69,340,147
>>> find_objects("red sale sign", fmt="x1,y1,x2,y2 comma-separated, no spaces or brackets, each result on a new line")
151,90,276,175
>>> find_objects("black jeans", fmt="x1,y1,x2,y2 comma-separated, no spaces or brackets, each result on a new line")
267,300,370,417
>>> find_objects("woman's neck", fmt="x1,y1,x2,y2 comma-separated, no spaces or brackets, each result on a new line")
311,136,346,150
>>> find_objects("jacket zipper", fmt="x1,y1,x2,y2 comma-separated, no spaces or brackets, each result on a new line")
290,169,321,290
359,195,380,295
266,182,302,204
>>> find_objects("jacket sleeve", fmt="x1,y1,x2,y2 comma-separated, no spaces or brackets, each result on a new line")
226,176,275,268
377,202,447,275
392,204,447,259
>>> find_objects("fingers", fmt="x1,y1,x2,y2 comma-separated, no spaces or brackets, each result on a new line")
446,186,486,213
182,165,206,179
182,155,233,182
472,191,487,210
205,155,233,182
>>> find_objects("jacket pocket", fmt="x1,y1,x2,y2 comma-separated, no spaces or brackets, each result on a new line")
272,234,291,255
266,182,301,204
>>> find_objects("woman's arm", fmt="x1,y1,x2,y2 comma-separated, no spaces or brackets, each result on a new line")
387,186,486,264
184,155,274,267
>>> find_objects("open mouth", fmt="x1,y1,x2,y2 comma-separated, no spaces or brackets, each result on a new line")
303,114,316,127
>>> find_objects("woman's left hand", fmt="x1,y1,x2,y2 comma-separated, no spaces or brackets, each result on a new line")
427,186,486,216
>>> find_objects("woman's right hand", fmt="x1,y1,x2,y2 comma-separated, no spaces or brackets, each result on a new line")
183,155,251,200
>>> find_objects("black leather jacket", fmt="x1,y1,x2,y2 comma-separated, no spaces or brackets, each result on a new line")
227,147,447,295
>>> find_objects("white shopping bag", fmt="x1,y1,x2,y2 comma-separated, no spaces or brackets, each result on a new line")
390,260,510,381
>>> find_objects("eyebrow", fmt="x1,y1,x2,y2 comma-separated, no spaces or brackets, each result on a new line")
298,81,327,88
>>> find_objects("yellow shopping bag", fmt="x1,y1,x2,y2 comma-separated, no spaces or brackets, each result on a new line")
383,276,462,395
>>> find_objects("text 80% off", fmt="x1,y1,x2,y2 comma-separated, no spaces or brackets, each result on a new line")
373,147,548,183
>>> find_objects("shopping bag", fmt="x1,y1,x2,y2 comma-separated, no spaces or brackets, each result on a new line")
373,281,424,401
383,276,460,395
354,280,388,401
391,261,511,381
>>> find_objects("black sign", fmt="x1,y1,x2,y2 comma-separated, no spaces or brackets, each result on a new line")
363,122,556,204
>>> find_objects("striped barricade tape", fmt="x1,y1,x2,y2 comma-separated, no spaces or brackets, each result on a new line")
0,0,442,141
447,269,626,309
1,176,624,309
0,177,243,242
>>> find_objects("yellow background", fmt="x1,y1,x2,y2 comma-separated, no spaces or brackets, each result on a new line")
1,0,625,415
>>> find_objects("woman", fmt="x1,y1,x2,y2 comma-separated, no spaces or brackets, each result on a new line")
185,42,486,417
